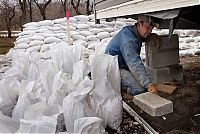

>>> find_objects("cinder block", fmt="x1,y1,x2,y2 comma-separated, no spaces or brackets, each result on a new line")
146,64,183,84
145,34,179,69
133,92,173,116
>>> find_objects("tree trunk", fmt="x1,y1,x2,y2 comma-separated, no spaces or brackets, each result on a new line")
19,16,23,31
29,0,33,22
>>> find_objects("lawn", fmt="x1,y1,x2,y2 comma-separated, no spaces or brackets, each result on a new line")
0,37,16,54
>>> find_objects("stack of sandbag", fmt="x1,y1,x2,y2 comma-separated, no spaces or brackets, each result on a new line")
1,14,200,133
153,29,200,57
0,34,122,133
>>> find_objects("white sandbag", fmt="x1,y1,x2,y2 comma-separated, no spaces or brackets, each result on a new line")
63,44,87,73
75,15,89,22
87,22,103,28
110,30,120,37
103,27,115,33
5,48,14,58
73,117,106,134
88,14,94,20
38,20,54,26
37,60,56,99
87,35,99,41
101,37,113,43
0,78,20,116
23,27,38,31
40,43,52,52
15,43,30,49
23,101,61,120
69,17,78,23
29,35,45,41
36,28,50,33
104,97,123,129
70,30,80,36
62,37,74,44
53,18,65,24
95,43,107,55
44,37,62,44
97,32,110,40
17,101,60,133
50,42,68,72
29,40,44,47
89,28,105,34
49,26,62,31
88,41,99,50
63,77,94,133
90,55,122,129
17,118,57,133
72,59,90,86
40,51,51,59
76,24,90,29
79,31,94,36
184,30,197,37
26,46,41,53
91,54,121,100
179,49,194,57
73,40,88,48
18,31,36,36
48,71,73,105
116,21,126,27
15,38,31,44
61,25,76,31
0,66,10,73
23,22,40,28
72,34,87,41
56,33,67,38
194,49,200,55
101,21,115,27
194,36,200,43
0,114,20,133
12,89,32,121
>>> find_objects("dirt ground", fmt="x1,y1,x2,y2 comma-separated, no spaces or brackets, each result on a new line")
114,56,200,134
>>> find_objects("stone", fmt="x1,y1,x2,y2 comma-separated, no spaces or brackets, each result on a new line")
146,64,183,84
145,34,179,69
133,92,173,116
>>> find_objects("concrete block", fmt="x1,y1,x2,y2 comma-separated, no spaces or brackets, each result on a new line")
133,92,173,116
146,64,183,84
145,34,179,69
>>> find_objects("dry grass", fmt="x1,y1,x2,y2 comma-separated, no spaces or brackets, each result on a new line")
0,37,16,54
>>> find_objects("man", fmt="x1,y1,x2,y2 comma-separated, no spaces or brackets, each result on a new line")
105,15,159,96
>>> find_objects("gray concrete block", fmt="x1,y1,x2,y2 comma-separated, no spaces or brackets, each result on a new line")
133,92,173,116
145,34,179,69
146,64,183,84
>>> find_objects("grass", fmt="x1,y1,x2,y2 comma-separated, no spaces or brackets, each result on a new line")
0,37,16,54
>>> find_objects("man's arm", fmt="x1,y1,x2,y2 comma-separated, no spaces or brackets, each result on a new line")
120,40,152,89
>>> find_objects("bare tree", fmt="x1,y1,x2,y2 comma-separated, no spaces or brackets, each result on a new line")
60,0,68,14
27,0,33,22
70,0,81,15
86,0,92,15
0,0,16,37
18,0,27,31
34,0,52,20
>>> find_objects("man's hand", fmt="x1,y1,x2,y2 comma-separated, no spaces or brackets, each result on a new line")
148,83,159,95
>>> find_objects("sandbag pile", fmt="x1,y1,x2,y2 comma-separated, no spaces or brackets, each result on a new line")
0,15,125,133
0,14,199,133
154,29,200,57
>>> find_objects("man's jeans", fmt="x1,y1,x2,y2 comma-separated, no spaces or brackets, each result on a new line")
120,69,146,95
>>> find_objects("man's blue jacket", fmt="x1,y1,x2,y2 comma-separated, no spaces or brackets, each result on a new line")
105,25,152,88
